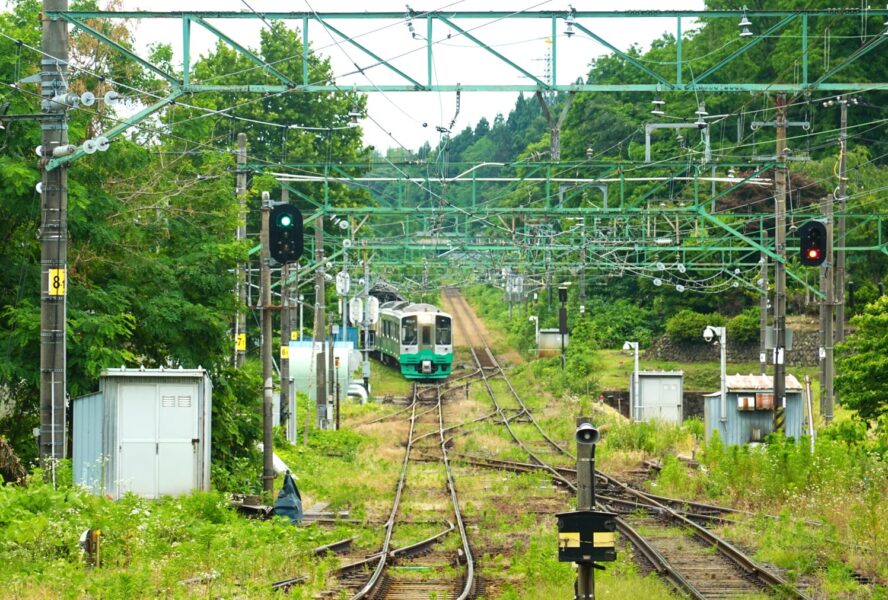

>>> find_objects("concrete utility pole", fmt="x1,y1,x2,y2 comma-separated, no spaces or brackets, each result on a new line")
579,247,586,316
820,195,835,423
313,216,328,431
773,95,788,433
362,250,371,393
288,267,299,443
759,229,769,376
280,262,291,430
260,193,274,492
235,132,247,367
835,99,848,343
39,0,69,466
328,317,335,430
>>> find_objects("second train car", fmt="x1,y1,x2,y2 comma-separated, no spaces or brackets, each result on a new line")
375,301,453,380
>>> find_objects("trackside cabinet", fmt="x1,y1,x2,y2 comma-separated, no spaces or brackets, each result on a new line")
73,367,212,499
556,510,618,563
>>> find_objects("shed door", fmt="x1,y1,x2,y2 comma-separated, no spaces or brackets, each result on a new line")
640,378,682,423
157,385,198,496
118,382,199,498
118,384,158,497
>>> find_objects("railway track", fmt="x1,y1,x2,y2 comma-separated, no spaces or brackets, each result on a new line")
444,287,811,600
326,383,475,600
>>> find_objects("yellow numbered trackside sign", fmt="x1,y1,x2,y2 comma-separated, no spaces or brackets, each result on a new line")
236,333,246,351
290,331,299,341
48,268,66,296
593,532,615,548
280,346,290,359
558,532,580,549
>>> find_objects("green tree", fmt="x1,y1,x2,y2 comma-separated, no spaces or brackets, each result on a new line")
835,296,888,423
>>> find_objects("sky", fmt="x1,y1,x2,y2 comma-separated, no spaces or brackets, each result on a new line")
120,1,705,152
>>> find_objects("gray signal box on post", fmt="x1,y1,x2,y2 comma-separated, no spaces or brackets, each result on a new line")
556,510,618,563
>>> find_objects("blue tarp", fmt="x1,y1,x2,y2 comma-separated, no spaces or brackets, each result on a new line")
274,471,303,524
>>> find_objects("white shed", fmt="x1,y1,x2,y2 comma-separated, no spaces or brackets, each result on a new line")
630,370,684,423
538,328,569,358
73,367,212,499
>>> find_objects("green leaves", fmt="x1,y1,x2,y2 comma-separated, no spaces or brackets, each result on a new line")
836,296,888,422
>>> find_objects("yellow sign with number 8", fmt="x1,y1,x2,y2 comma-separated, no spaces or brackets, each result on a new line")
48,268,66,296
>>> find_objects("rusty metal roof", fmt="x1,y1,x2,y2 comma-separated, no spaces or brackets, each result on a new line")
725,373,802,391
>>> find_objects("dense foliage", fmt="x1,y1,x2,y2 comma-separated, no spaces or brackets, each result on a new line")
0,4,368,474
835,296,888,424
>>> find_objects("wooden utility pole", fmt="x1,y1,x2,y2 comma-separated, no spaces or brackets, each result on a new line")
235,133,247,367
773,95,787,434
260,193,274,492
40,0,69,468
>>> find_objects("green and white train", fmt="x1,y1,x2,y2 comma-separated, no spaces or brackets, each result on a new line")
375,301,453,380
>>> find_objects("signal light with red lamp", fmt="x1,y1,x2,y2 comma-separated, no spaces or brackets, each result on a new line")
798,220,827,267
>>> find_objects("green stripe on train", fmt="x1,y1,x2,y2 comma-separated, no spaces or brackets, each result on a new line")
399,349,453,380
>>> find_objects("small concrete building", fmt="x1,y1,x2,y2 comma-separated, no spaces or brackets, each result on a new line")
538,328,569,358
630,371,684,424
73,367,212,499
704,374,803,445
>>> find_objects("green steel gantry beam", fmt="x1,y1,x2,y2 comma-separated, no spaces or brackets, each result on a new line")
44,8,888,169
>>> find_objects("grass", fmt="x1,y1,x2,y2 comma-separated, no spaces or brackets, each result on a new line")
3,298,885,599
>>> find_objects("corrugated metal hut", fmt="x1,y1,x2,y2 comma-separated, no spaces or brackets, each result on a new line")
704,374,803,445
73,367,212,499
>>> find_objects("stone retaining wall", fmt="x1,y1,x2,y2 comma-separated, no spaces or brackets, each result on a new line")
644,331,821,367
600,390,705,421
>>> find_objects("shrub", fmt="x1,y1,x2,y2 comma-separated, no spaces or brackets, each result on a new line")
210,364,263,491
665,309,726,343
727,308,760,344
584,299,657,348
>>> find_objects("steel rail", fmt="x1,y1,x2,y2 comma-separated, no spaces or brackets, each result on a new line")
351,386,420,599
446,288,810,599
615,517,708,600
351,382,475,599
435,384,476,600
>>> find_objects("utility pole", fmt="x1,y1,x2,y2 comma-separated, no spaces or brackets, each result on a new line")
833,98,849,414
289,267,299,443
39,0,69,468
280,262,291,431
835,98,848,343
313,216,327,431
773,95,788,434
235,132,247,367
328,317,335,430
259,192,274,493
759,229,769,376
340,248,348,355
535,91,574,161
362,249,371,394
579,247,586,317
820,194,835,423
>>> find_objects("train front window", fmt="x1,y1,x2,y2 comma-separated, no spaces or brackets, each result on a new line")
436,316,452,345
421,325,432,346
402,317,417,345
